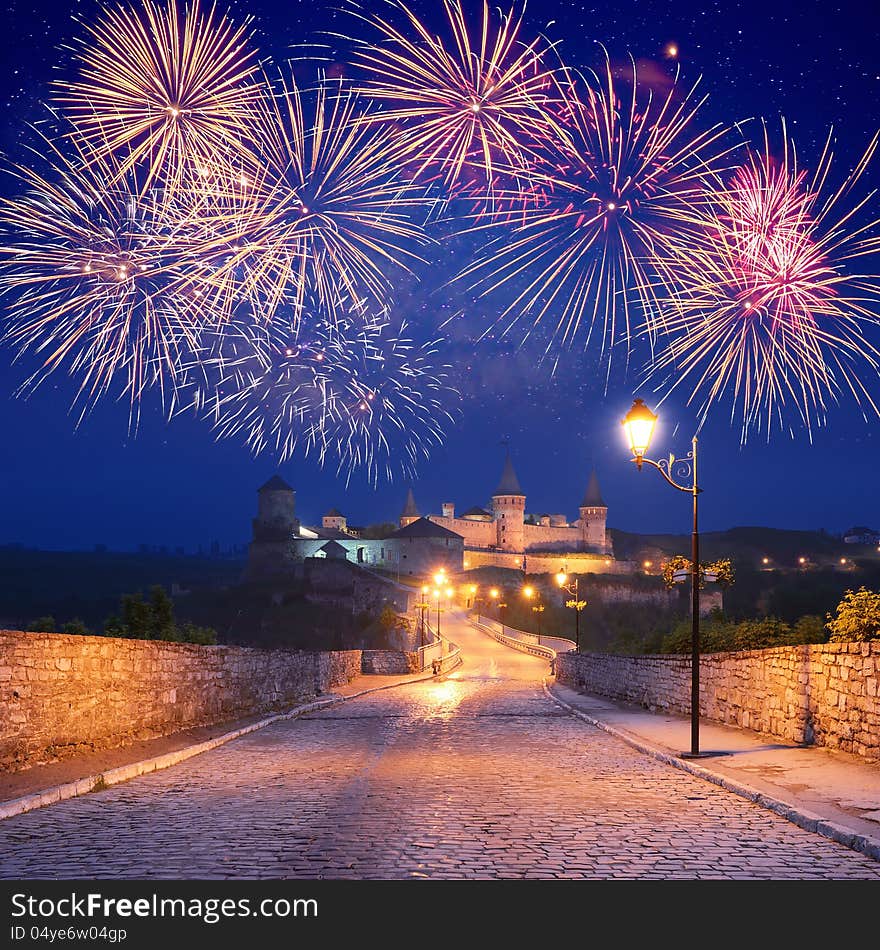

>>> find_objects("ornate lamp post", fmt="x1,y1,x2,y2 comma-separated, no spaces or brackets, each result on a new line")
415,585,432,646
555,570,586,650
523,585,545,641
621,397,710,759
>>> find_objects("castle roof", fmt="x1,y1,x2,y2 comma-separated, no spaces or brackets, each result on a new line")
581,469,606,507
324,507,344,517
317,539,348,558
258,475,293,493
400,488,420,518
308,526,354,540
494,453,523,495
461,506,491,518
389,517,463,541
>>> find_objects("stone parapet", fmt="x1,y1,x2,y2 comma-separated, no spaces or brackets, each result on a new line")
0,630,361,772
557,642,880,762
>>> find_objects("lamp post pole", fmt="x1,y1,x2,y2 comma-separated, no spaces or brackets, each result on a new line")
622,398,710,758
689,437,700,758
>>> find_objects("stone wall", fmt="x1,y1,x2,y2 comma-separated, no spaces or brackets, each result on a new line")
361,650,421,675
557,642,880,761
0,630,361,773
464,549,636,575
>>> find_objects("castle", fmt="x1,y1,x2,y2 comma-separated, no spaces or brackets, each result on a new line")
247,453,629,579
413,453,621,574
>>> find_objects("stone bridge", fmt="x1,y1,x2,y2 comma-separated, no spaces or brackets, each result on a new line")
0,610,879,879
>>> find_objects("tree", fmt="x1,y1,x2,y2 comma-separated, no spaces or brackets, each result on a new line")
60,618,90,636
121,593,152,639
106,586,218,644
148,585,176,640
826,587,880,642
27,615,56,633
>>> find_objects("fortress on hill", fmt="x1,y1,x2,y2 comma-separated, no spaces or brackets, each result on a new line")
247,453,633,578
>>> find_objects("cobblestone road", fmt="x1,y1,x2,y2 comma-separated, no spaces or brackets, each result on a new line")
2,613,879,880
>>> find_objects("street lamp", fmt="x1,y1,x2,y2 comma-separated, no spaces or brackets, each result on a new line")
523,585,545,641
555,569,586,650
622,396,709,759
415,585,431,646
466,584,477,608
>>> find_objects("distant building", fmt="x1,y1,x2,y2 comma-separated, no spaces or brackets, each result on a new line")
421,452,625,574
245,477,464,579
843,526,880,545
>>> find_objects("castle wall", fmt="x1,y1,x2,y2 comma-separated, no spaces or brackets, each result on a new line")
464,549,634,575
522,522,583,551
428,515,495,548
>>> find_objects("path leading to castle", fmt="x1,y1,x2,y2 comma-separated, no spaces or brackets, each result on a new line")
2,612,879,880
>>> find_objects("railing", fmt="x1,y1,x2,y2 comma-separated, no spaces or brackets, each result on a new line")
473,616,576,656
470,616,576,672
415,629,444,672
419,623,462,674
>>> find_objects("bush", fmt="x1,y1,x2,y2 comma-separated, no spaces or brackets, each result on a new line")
60,618,91,636
826,587,880,642
26,615,56,633
660,612,828,654
103,586,218,644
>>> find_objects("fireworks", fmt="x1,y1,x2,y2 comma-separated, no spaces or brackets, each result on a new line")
189,72,430,328
347,0,559,198
647,122,880,440
55,0,261,190
0,135,209,423
455,51,736,367
186,309,460,484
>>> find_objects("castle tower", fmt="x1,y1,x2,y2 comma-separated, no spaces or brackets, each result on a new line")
247,475,300,578
579,469,608,553
491,452,526,552
399,488,420,529
253,475,298,540
322,508,347,532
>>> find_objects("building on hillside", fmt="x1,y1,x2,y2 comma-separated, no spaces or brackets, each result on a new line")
843,526,880,545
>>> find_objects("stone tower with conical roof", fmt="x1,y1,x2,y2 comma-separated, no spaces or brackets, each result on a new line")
399,488,420,529
579,469,609,553
491,452,526,553
247,475,300,578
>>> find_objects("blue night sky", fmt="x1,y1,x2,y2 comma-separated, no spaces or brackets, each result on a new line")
1,0,879,551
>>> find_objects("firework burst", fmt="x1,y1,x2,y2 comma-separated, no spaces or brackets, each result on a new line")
0,134,211,423
186,306,460,484
55,0,261,190
345,0,559,199
455,50,736,368
647,122,880,440
188,72,430,328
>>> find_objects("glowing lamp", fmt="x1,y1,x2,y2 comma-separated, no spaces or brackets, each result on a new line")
555,570,567,587
622,397,658,466
523,585,534,598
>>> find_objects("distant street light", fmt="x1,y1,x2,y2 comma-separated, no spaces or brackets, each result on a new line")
523,585,545,640
555,569,586,650
622,396,712,759
416,584,431,646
